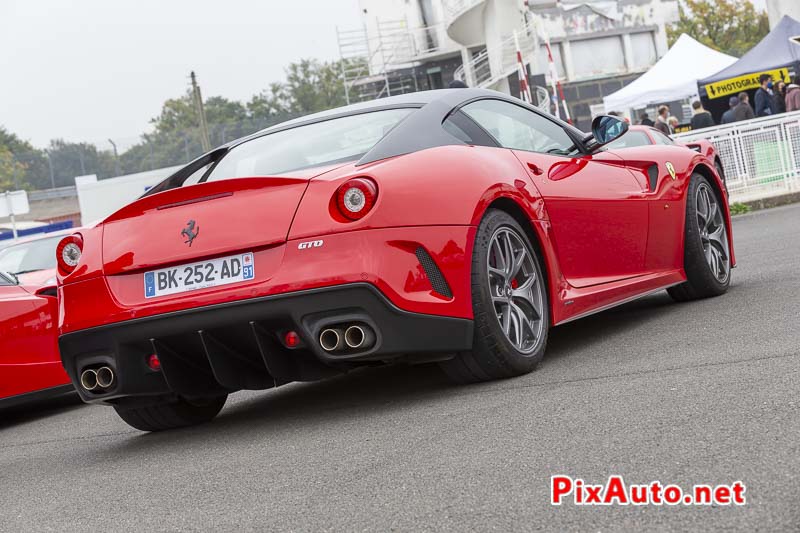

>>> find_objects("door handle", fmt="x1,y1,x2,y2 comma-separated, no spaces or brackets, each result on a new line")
527,162,544,175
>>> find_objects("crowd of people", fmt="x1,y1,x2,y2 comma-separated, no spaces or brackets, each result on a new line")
636,73,800,133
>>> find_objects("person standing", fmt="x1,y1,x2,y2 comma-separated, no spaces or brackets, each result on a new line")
668,116,680,132
785,77,800,112
690,100,715,129
639,112,654,126
774,80,787,114
754,74,776,117
733,92,755,122
721,96,739,124
654,105,672,135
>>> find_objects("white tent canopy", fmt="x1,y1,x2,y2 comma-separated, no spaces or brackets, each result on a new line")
603,34,737,111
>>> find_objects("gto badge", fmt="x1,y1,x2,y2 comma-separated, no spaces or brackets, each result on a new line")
666,162,677,181
298,240,323,250
181,219,200,247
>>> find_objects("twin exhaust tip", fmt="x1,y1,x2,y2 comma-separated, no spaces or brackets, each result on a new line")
319,324,375,353
80,366,115,392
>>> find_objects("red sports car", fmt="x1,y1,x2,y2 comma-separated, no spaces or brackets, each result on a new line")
57,89,735,431
0,270,71,407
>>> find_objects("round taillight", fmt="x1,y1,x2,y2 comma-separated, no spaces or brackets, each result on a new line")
56,234,83,274
336,178,378,220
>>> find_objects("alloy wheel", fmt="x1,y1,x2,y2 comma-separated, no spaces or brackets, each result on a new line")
486,227,545,354
696,183,730,283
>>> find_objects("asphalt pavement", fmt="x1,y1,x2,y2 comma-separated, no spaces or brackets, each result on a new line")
1,203,798,532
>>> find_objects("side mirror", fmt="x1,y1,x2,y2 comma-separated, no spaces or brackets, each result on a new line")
591,115,629,146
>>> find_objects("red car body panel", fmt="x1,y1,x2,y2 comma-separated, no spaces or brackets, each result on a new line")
0,283,69,401
56,90,735,406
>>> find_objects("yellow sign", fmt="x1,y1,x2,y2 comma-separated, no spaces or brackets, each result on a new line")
704,68,791,99
666,162,677,181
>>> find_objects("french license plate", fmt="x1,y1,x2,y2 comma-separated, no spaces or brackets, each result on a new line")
144,253,254,298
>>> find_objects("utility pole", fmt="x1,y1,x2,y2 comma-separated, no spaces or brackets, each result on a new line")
108,139,121,176
45,151,56,189
190,71,212,152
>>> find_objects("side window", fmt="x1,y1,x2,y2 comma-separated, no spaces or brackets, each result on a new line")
459,99,576,156
651,130,675,145
0,272,15,286
603,130,652,150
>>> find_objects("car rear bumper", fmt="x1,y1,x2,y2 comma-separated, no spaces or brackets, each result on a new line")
59,283,473,405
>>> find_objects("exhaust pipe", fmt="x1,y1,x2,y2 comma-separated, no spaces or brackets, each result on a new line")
319,328,344,352
80,369,98,391
96,366,115,389
344,325,375,350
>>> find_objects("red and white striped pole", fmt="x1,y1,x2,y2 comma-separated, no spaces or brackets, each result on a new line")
513,30,532,104
541,31,571,123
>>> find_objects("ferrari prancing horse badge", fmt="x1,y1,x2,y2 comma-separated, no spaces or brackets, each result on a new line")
666,162,677,180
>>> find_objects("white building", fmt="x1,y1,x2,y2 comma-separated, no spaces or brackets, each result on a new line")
339,0,679,128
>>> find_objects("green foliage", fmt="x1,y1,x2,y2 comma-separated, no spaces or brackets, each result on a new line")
2,58,353,190
46,139,117,184
729,202,751,215
0,127,49,190
0,145,27,191
667,0,770,57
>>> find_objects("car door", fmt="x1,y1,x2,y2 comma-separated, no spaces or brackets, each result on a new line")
456,99,649,287
0,273,64,399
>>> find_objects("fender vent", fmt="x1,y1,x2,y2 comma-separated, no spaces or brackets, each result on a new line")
647,164,658,192
415,247,452,298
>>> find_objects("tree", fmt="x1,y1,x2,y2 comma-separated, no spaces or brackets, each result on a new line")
0,127,49,190
45,139,117,186
0,146,28,191
667,0,770,57
284,59,348,114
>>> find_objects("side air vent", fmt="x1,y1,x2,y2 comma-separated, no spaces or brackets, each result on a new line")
647,164,659,192
415,247,453,298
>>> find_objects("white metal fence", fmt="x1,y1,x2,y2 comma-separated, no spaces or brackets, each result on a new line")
674,111,800,203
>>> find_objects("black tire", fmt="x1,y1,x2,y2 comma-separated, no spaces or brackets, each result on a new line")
668,173,731,302
113,395,227,432
440,209,549,383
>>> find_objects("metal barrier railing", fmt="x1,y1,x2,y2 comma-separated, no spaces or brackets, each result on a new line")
674,112,800,202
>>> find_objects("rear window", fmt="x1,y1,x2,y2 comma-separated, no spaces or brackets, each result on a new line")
205,108,414,181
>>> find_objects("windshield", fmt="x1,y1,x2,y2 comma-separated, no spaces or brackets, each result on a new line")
204,108,414,181
0,236,61,274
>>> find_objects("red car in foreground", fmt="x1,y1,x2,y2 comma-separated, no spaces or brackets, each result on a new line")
57,89,735,431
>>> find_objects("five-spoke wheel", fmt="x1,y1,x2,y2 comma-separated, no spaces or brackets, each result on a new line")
696,182,730,284
487,227,545,354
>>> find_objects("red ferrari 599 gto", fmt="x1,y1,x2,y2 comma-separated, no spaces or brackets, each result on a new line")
57,89,734,431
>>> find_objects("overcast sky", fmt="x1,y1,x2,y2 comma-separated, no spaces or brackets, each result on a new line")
0,0,362,149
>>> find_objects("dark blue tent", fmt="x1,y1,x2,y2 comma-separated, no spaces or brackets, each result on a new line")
698,15,800,118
